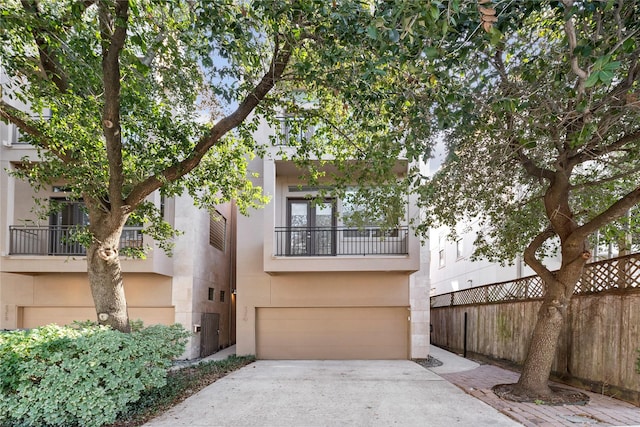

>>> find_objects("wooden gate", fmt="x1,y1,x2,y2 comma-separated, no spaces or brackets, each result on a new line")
200,312,220,358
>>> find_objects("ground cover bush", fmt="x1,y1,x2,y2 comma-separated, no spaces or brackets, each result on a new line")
0,322,190,427
110,355,255,426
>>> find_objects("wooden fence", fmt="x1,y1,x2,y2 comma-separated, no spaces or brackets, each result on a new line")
430,253,640,405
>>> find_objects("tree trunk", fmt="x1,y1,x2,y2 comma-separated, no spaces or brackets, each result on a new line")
516,283,567,396
516,253,586,396
86,219,130,332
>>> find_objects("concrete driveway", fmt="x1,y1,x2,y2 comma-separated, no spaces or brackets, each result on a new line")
144,360,519,427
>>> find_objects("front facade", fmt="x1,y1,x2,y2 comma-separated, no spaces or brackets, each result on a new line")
0,74,236,359
235,123,430,360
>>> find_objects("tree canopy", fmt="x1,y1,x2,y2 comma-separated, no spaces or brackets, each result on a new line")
418,1,640,263
415,0,640,398
0,0,453,331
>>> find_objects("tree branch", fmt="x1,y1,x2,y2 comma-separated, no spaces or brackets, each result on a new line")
569,128,640,167
523,227,557,286
509,139,555,182
562,0,588,95
570,166,640,191
570,185,640,241
20,0,69,92
0,100,75,163
99,0,129,213
125,36,295,207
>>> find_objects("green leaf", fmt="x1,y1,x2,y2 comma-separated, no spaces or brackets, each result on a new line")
598,69,614,84
603,61,620,71
389,28,400,43
584,72,600,88
424,46,439,58
366,25,378,39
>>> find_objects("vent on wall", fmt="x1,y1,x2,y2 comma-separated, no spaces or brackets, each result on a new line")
209,210,226,252
287,185,334,192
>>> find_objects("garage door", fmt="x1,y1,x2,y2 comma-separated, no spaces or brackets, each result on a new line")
256,307,408,359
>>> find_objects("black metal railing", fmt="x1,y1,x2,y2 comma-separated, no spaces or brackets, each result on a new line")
8,225,144,256
274,226,409,256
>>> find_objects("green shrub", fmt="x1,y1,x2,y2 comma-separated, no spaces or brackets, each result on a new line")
0,322,190,427
115,355,256,424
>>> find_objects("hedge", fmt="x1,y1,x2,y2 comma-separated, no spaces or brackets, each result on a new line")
0,322,190,427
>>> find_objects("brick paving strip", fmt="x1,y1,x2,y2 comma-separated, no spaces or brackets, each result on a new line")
440,365,640,427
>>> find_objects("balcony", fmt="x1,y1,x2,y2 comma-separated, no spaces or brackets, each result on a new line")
8,225,143,256
274,226,409,257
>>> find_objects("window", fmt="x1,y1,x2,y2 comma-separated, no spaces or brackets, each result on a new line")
209,210,226,251
277,116,314,146
4,111,51,146
456,238,464,259
340,187,404,229
4,123,23,146
438,234,446,268
220,291,225,303
208,287,215,301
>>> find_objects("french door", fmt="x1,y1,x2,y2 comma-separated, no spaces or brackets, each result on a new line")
49,199,89,255
287,199,336,256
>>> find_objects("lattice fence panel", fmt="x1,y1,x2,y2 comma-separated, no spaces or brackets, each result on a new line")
430,254,640,308
453,287,487,305
431,294,452,308
521,276,544,299
576,254,640,295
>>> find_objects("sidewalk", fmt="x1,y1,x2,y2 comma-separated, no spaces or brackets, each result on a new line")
431,346,640,427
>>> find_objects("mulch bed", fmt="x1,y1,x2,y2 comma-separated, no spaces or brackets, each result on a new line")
493,383,590,406
413,355,444,368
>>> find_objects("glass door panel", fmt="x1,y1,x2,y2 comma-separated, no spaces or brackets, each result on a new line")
289,201,310,255
49,199,88,255
314,202,333,255
287,199,335,255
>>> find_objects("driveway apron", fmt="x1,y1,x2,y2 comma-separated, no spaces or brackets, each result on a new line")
144,360,519,427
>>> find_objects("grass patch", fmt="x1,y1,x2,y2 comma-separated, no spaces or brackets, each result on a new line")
108,355,255,427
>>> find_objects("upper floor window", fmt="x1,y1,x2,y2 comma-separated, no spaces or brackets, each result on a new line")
209,209,226,252
2,110,51,146
276,116,314,146
456,238,464,260
438,234,446,268
3,123,25,146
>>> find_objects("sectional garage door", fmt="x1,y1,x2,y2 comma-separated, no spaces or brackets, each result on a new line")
256,307,408,359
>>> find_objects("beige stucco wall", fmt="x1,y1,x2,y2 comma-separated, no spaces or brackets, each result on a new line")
172,195,236,359
0,272,173,329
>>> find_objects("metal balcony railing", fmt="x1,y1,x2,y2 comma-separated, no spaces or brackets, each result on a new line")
274,226,409,256
8,225,143,256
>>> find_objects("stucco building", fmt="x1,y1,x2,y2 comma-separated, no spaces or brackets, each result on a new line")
234,120,430,360
0,119,236,360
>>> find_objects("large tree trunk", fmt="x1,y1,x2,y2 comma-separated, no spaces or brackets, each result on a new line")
516,249,586,396
516,279,568,395
86,216,130,332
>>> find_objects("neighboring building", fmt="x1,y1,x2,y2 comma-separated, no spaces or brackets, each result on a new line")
424,142,563,296
0,73,235,359
427,217,637,296
234,119,430,360
428,220,562,297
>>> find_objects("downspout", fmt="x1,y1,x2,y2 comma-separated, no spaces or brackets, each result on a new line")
227,200,237,347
